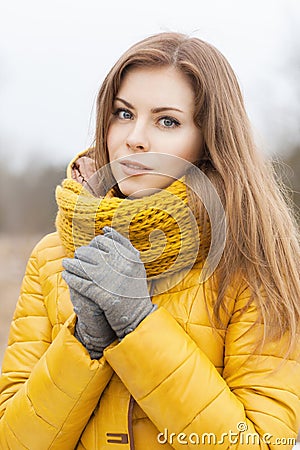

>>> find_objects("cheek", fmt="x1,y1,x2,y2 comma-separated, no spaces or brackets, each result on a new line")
107,125,118,159
184,130,203,161
107,123,129,160
171,130,202,162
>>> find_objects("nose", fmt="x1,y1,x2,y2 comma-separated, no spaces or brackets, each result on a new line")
125,122,149,152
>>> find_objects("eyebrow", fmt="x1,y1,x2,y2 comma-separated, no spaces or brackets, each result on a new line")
114,97,184,114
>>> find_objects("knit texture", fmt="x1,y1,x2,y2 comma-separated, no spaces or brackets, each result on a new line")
55,177,210,278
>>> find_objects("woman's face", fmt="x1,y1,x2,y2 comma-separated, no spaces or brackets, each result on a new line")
107,66,203,198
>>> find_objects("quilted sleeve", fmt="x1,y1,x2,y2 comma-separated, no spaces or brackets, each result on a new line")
104,287,300,449
0,239,113,450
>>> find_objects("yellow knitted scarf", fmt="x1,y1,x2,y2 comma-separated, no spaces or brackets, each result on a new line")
55,178,209,278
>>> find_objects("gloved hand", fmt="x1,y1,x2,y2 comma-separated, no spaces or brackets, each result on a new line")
62,227,156,339
62,277,117,359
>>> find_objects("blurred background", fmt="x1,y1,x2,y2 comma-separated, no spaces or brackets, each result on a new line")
0,0,299,398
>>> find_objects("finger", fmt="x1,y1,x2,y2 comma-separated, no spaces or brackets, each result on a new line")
102,227,139,254
75,241,132,273
89,234,135,262
62,258,86,277
67,285,102,313
74,245,108,264
88,235,113,253
62,269,94,293
62,258,97,280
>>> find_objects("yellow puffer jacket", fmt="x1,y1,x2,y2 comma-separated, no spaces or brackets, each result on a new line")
1,238,300,449
0,164,300,449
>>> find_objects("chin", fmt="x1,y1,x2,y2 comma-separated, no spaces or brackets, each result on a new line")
118,182,160,199
117,174,175,199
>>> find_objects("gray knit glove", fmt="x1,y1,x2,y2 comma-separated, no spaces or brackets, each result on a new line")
62,227,156,339
62,278,117,359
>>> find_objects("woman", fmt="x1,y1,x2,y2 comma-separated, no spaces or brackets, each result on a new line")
0,32,299,449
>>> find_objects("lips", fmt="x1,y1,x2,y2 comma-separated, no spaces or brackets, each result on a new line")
119,159,153,176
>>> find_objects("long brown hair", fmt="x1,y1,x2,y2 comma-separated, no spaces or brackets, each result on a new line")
94,32,300,353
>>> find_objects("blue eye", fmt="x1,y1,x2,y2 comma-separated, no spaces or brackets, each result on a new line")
159,117,180,128
113,108,133,120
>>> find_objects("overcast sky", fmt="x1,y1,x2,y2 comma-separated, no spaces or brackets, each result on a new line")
0,0,299,170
